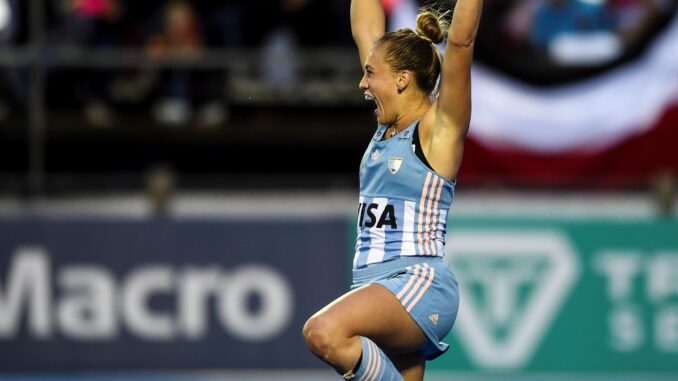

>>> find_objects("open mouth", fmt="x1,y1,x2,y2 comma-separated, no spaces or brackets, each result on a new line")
364,94,378,115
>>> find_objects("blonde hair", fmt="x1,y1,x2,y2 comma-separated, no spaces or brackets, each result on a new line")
376,9,450,95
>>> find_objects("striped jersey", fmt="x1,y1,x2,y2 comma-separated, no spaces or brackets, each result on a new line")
353,121,455,269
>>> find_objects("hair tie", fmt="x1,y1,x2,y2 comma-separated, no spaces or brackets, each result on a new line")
416,32,433,44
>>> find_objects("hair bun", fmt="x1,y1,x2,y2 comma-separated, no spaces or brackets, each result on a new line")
415,11,444,45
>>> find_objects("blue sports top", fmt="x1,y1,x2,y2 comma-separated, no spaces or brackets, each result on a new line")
353,121,455,269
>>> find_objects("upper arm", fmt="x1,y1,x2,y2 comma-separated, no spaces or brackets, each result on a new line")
421,43,473,181
436,42,474,137
422,0,482,180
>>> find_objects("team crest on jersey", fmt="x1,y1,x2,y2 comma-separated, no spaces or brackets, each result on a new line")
371,149,380,161
388,157,403,174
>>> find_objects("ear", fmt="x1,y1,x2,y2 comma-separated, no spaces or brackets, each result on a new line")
396,71,412,94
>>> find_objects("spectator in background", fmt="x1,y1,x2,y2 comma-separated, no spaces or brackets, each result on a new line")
146,0,202,57
241,0,339,86
146,0,227,128
46,0,128,127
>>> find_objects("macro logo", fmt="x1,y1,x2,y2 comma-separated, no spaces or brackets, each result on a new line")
446,230,580,369
0,247,294,343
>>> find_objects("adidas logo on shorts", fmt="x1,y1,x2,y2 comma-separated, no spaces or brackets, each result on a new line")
429,313,439,325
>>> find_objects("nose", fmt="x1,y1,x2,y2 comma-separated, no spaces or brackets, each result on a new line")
359,72,368,90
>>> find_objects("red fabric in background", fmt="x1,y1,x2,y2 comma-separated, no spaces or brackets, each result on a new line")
460,102,678,188
381,0,399,14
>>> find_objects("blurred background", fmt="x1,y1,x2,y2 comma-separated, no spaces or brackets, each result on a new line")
0,0,677,380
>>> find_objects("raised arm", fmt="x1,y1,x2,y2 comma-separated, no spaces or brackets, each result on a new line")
426,0,483,180
350,0,386,66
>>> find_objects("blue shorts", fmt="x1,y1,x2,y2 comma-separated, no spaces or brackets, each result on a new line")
351,256,459,360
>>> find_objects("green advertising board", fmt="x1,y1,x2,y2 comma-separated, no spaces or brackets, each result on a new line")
430,217,678,374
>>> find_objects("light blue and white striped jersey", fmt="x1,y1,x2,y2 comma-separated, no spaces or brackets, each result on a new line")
353,121,456,269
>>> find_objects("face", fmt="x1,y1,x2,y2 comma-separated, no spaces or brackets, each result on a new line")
167,4,194,36
359,46,399,125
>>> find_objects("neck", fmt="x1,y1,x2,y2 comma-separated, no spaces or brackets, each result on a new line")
390,95,431,132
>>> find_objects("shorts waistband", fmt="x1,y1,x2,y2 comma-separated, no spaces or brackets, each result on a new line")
352,256,443,283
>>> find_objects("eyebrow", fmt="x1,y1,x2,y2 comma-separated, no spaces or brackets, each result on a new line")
364,64,373,71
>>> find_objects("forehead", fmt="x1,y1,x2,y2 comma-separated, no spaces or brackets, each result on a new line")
365,45,388,69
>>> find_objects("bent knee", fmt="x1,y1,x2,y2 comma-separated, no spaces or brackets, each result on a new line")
303,314,367,370
303,315,333,353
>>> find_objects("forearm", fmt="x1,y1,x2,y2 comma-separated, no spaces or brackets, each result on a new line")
350,0,385,65
448,0,483,48
435,0,482,139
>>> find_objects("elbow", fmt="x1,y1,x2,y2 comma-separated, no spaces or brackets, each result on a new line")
447,39,475,50
352,32,369,47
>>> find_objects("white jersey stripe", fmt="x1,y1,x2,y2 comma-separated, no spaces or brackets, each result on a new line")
436,240,444,255
354,196,364,267
438,209,448,235
437,208,448,251
366,197,389,265
357,196,365,218
401,201,416,255
382,200,406,260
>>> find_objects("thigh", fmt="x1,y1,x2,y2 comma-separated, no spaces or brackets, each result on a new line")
312,283,427,354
